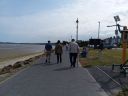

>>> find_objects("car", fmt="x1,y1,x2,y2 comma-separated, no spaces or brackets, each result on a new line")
103,44,113,49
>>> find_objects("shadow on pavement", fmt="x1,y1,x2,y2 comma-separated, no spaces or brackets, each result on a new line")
53,66,72,71
33,62,57,67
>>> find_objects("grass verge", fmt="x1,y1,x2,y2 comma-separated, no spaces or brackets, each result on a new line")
79,48,128,96
79,48,127,67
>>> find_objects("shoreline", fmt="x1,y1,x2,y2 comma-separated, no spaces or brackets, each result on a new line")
0,52,44,83
0,52,43,68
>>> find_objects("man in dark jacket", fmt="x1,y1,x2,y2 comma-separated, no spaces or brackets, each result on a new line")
45,40,52,63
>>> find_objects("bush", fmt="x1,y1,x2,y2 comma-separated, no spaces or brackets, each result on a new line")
0,65,13,74
23,60,30,65
13,62,22,69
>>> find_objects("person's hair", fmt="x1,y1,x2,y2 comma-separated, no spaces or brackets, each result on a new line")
57,40,60,44
48,40,50,43
71,39,75,42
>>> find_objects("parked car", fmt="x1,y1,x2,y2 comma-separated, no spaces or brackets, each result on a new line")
103,44,113,49
103,44,118,49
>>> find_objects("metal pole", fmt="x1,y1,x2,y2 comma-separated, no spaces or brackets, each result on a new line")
116,21,118,31
71,35,72,41
115,21,118,45
98,21,100,39
76,18,79,42
76,18,79,67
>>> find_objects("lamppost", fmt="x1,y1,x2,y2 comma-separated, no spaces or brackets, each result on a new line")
71,35,72,41
98,21,100,39
107,16,128,64
114,15,120,45
107,15,120,46
76,18,79,42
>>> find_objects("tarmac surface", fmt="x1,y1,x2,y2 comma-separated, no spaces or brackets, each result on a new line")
0,50,108,96
87,66,128,96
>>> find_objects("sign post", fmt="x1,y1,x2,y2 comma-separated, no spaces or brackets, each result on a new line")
121,26,128,64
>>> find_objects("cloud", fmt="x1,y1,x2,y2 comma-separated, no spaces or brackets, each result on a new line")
0,0,128,42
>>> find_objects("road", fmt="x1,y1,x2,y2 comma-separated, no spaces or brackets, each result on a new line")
0,50,108,96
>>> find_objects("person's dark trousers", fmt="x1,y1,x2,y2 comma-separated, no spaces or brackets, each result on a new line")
57,53,62,63
70,53,78,67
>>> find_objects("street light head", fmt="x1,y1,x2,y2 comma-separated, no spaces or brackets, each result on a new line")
116,15,120,21
76,18,79,23
114,15,120,22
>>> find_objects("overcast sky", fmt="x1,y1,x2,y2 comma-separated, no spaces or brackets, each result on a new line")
0,0,128,43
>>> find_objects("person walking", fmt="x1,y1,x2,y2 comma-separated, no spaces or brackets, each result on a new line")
44,40,52,63
69,39,80,67
55,40,63,64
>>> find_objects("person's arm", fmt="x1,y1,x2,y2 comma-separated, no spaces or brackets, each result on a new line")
51,45,53,50
77,44,80,54
50,44,53,52
61,45,63,54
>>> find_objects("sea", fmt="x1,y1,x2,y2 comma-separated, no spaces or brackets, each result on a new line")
0,44,44,60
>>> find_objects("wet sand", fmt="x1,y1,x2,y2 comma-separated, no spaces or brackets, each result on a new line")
0,44,43,62
0,44,44,68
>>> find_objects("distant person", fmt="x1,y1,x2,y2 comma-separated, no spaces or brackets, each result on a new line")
69,39,80,67
55,40,63,64
44,40,52,63
81,47,87,57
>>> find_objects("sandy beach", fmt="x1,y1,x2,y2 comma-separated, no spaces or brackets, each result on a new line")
0,44,44,68
0,52,43,68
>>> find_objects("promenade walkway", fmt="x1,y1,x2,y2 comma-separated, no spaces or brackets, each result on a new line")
0,50,108,96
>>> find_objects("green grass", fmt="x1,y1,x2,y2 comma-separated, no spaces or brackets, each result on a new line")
117,86,128,96
79,48,128,96
80,48,128,67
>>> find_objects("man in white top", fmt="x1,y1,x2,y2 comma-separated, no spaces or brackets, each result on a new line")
69,39,80,67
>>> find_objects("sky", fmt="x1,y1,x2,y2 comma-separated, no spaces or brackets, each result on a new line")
0,0,128,43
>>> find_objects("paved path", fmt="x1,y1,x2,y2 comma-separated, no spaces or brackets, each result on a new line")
0,51,108,96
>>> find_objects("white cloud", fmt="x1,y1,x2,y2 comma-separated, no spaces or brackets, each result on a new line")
0,0,128,42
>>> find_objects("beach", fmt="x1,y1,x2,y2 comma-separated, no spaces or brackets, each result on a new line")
0,44,44,68
0,52,43,68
